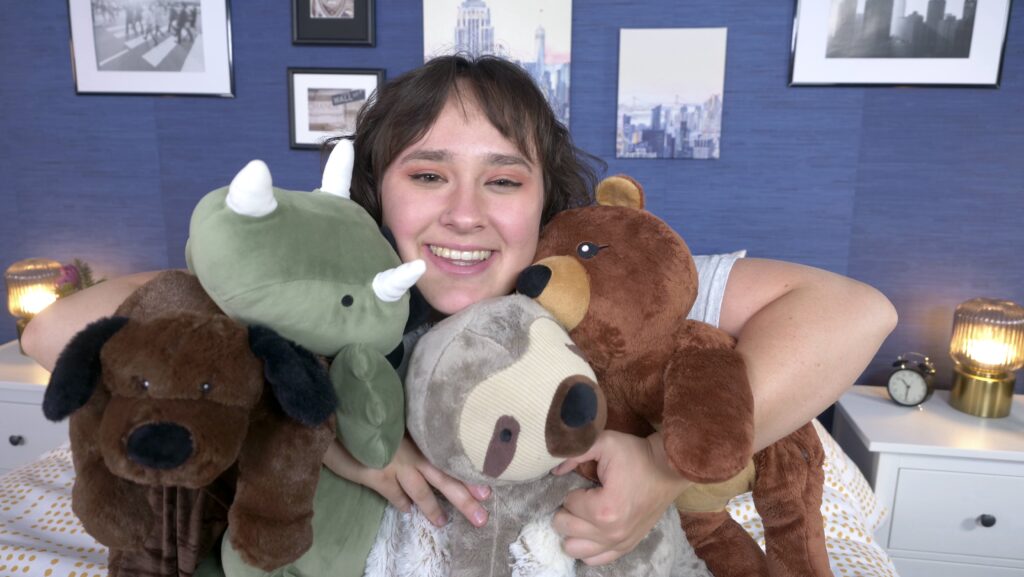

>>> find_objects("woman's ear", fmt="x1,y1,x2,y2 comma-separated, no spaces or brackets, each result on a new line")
248,325,337,427
43,316,130,422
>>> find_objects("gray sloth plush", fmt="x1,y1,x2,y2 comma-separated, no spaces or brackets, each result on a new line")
363,295,712,577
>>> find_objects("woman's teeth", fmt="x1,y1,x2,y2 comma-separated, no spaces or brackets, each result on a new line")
429,245,492,265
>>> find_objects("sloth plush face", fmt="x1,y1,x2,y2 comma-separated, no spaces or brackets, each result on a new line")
404,295,606,486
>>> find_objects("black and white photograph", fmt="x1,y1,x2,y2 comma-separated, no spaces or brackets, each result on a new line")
310,0,354,19
423,0,573,126
68,0,233,95
792,0,1012,85
293,0,374,44
288,68,383,149
616,28,727,160
828,0,976,58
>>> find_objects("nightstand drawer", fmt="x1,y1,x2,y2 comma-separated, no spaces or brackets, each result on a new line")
889,468,1024,561
0,400,68,471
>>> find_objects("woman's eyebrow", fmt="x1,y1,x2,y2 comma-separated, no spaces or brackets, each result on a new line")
487,153,533,172
399,149,450,164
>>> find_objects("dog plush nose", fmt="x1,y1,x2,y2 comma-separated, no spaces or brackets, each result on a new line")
126,423,194,470
516,264,551,298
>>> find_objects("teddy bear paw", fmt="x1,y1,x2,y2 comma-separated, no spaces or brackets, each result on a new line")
510,517,575,577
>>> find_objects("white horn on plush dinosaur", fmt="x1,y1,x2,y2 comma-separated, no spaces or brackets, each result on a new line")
373,260,426,303
321,137,354,199
225,159,278,218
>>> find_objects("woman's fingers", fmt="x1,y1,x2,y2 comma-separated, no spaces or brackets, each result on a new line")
418,461,489,527
397,467,446,526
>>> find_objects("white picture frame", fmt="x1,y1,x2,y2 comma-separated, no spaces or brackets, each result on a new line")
68,0,234,96
790,0,1012,86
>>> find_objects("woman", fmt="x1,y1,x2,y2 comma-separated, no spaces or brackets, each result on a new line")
23,55,896,568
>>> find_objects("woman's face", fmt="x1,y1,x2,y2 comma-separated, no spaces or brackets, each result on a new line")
381,97,544,316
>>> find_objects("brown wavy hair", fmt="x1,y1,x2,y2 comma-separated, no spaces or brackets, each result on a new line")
326,54,601,226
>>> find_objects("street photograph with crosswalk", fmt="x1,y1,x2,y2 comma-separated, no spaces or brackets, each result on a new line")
89,0,203,72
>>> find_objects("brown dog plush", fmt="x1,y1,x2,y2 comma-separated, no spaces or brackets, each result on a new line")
517,176,833,577
42,271,337,575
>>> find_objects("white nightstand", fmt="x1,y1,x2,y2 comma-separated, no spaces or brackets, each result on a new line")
0,339,67,475
832,385,1024,577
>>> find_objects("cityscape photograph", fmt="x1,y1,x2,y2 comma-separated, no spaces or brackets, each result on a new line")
616,28,727,160
424,0,572,125
827,0,977,58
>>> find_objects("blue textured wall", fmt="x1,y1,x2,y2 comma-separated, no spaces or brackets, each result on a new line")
2,1,1022,391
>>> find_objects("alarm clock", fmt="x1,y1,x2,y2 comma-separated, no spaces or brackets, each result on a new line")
886,353,936,407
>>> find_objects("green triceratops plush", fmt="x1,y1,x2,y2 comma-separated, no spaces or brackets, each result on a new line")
186,139,425,577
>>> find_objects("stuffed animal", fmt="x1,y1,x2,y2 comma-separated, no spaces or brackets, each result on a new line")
42,270,337,575
186,139,425,577
517,175,833,577
363,295,713,577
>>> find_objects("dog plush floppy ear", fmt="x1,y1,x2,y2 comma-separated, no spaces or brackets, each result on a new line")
248,324,337,427
43,316,129,422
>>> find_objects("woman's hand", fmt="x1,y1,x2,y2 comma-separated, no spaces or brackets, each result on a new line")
550,430,690,566
322,436,491,528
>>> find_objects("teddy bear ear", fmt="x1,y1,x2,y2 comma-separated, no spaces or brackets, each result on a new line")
43,316,130,422
595,175,645,210
248,325,337,427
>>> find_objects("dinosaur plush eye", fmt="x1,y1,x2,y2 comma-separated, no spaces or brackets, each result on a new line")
341,295,354,307
576,242,603,259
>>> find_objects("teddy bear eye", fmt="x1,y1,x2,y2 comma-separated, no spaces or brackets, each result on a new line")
200,382,212,394
133,377,150,391
576,242,602,259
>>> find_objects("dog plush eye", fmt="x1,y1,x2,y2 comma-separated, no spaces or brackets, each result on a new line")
576,242,604,259
200,382,212,394
133,377,150,391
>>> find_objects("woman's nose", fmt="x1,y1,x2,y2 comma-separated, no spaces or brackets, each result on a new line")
439,182,486,232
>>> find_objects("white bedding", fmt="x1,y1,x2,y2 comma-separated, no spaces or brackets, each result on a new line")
0,421,898,576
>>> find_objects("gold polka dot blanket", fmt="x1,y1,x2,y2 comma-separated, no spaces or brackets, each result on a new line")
1,422,899,576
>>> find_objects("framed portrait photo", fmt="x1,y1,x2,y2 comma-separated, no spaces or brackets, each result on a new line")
790,0,1012,87
67,0,234,96
292,0,375,45
288,68,383,149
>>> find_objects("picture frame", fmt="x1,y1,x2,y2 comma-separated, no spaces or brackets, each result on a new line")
67,0,234,96
288,68,383,150
292,0,375,45
790,0,1012,87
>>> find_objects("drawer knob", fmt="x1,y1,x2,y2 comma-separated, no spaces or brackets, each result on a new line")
977,514,997,528
8,435,25,446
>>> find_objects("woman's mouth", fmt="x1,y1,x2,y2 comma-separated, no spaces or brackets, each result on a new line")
428,245,493,267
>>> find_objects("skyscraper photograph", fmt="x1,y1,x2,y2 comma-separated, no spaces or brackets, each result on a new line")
423,0,572,125
616,28,727,160
827,0,977,58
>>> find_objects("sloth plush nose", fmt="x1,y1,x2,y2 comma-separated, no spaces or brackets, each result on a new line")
561,381,598,428
547,375,606,458
516,264,551,298
126,423,194,470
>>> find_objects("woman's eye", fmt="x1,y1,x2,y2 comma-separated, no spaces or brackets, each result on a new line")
411,173,444,184
487,178,522,188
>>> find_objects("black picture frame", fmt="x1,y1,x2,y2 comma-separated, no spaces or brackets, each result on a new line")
790,0,1013,87
288,67,384,149
292,0,375,46
67,0,234,96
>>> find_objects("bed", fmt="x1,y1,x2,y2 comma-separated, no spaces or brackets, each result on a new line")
0,421,898,576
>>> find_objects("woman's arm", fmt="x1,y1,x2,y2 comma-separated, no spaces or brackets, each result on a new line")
554,257,897,564
21,270,163,371
719,258,898,451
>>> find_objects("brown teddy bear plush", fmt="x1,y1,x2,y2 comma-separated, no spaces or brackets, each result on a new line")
42,271,338,575
517,176,832,577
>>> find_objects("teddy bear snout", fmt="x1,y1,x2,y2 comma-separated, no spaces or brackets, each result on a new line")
546,375,607,458
126,422,194,470
516,264,551,297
